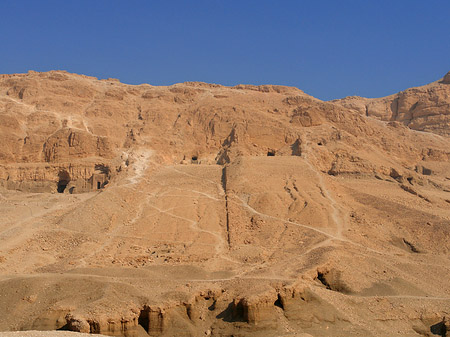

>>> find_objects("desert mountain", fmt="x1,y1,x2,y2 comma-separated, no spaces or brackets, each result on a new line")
0,71,449,337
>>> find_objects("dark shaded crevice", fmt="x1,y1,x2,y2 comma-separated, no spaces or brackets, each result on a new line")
403,238,420,253
216,300,247,323
56,323,71,331
57,180,69,193
315,269,351,294
284,181,296,202
88,320,100,333
185,304,193,320
138,307,150,333
290,139,302,156
274,294,284,310
390,97,399,120
208,300,217,311
316,271,331,289
95,164,110,175
400,184,431,203
417,194,431,203
221,166,231,247
173,113,181,127
57,170,71,193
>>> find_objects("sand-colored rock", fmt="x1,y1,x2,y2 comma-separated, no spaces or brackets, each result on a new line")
0,71,449,337
332,71,450,136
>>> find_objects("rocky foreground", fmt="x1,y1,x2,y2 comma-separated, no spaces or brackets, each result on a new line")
0,71,449,336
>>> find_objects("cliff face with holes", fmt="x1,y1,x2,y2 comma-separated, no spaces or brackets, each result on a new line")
0,71,449,337
1,70,450,193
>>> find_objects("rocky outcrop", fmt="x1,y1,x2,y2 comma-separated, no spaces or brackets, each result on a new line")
441,71,450,84
1,70,449,194
43,128,113,163
23,283,352,337
332,71,450,136
0,162,111,193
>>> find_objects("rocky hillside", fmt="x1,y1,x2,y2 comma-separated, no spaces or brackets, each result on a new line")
0,71,449,337
332,71,450,136
1,70,449,193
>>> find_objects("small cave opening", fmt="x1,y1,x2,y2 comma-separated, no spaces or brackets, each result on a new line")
274,294,284,310
138,307,150,333
208,300,217,311
267,150,275,156
97,181,101,190
317,142,323,146
191,155,198,164
57,170,71,194
57,181,68,193
430,319,447,337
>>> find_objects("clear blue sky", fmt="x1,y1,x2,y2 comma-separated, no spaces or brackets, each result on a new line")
1,0,449,100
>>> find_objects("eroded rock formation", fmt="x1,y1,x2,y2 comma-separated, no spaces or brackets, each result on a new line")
332,72,450,136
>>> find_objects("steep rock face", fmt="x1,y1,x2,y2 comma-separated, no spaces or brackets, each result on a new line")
441,71,450,84
332,71,450,136
1,70,449,193
43,128,113,163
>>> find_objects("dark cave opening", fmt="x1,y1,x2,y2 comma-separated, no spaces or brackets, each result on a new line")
274,294,284,310
430,320,447,337
57,170,71,194
57,181,69,193
138,307,150,332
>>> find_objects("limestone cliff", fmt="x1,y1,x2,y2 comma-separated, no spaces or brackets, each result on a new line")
332,71,450,136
